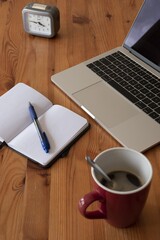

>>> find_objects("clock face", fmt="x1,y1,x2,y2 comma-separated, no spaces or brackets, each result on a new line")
27,13,51,36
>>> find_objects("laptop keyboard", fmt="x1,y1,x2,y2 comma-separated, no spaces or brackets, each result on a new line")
87,51,160,124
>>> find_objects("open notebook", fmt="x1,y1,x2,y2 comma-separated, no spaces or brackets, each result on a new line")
0,83,89,167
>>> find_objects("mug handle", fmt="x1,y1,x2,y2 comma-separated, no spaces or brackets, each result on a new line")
78,191,106,219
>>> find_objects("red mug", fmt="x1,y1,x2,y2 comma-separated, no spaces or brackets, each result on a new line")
78,148,152,228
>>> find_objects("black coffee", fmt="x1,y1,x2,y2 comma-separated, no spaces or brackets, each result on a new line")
100,170,142,192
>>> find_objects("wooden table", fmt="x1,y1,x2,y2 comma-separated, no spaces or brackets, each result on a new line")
0,0,160,239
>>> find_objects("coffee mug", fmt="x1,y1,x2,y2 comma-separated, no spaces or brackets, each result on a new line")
78,147,152,228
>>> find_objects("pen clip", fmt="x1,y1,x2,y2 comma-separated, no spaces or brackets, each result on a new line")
42,132,50,153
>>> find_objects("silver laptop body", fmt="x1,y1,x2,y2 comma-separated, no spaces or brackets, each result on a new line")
51,0,160,152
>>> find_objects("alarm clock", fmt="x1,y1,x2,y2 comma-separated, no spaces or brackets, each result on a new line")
22,3,60,38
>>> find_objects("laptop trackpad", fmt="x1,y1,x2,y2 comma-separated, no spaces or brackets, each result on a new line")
73,82,139,128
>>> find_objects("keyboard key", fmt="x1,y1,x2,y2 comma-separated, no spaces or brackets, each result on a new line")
155,107,160,114
93,61,103,67
131,89,140,95
114,68,122,74
152,88,159,94
136,93,145,100
135,101,146,109
134,75,143,81
104,68,113,75
134,83,143,90
119,72,128,78
152,96,160,103
101,75,112,82
87,63,94,69
139,79,148,85
120,80,128,87
140,88,150,94
114,76,123,83
155,82,160,89
125,85,134,91
128,71,137,77
155,116,160,124
143,107,153,114
117,64,126,70
109,72,118,78
149,78,159,84
100,58,111,66
149,112,159,120
109,64,117,70
91,66,100,73
146,92,155,99
145,83,154,90
148,102,158,109
105,55,116,62
96,71,105,77
142,97,152,105
123,75,132,81
144,74,153,80
128,79,137,85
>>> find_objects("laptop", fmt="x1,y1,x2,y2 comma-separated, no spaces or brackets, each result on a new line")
51,0,160,152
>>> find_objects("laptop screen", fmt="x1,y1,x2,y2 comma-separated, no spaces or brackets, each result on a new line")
124,0,160,72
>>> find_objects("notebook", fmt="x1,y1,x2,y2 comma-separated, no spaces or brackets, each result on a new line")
51,0,160,152
0,83,89,167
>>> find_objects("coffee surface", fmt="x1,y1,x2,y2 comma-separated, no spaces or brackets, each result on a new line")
100,170,142,191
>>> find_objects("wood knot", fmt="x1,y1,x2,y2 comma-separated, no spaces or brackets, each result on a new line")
39,172,51,186
72,15,90,24
12,176,26,192
5,79,15,90
105,12,112,20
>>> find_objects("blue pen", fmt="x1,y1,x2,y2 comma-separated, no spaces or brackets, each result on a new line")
29,102,50,153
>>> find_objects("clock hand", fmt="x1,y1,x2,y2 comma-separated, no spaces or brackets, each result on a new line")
37,22,45,27
30,20,38,24
30,21,45,27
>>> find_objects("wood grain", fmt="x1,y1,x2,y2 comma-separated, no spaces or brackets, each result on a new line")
0,0,159,239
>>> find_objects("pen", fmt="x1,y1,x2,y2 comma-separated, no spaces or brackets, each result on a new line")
29,102,50,153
